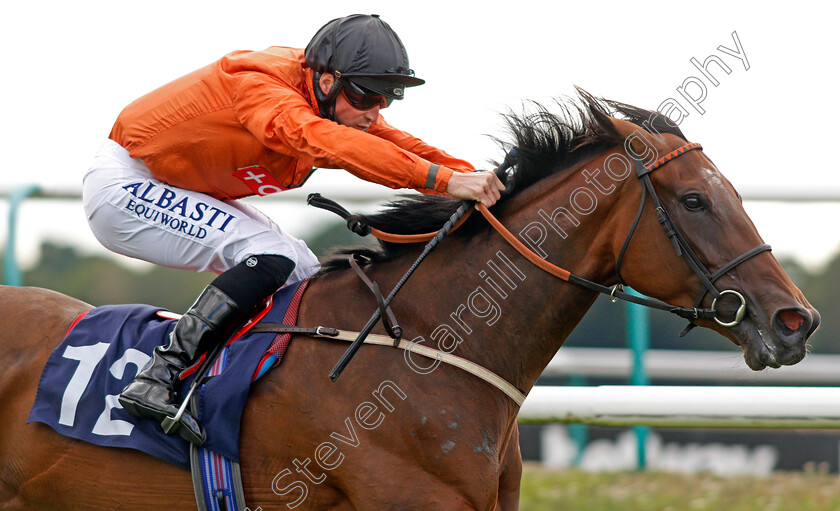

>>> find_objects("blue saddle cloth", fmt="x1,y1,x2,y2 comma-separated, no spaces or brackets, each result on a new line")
28,281,304,469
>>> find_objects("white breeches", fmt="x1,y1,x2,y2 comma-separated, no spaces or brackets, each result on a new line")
82,139,320,282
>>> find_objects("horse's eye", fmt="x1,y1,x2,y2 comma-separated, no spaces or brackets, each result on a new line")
682,194,705,212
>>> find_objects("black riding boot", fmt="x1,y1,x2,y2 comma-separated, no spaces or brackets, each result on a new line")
118,285,249,444
119,254,296,445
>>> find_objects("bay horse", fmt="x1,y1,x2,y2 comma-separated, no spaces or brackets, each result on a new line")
0,91,819,510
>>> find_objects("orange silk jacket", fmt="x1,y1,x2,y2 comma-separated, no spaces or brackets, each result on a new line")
109,47,474,200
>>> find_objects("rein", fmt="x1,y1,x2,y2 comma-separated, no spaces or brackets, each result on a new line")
308,192,474,243
475,143,770,330
311,141,770,331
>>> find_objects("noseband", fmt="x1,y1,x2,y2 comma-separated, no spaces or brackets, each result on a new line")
613,142,770,333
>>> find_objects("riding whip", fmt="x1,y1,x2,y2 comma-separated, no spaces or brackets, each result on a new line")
329,200,474,381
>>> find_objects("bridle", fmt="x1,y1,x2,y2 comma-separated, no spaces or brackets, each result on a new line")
308,141,771,334
474,142,771,334
612,142,771,334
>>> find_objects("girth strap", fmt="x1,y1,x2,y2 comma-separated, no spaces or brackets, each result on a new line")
188,357,248,511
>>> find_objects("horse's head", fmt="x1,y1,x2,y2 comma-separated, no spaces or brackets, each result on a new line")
320,91,820,374
606,116,820,370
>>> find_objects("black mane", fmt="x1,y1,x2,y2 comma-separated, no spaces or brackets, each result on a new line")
317,88,686,273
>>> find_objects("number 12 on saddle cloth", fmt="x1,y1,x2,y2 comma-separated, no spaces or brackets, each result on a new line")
27,280,309,468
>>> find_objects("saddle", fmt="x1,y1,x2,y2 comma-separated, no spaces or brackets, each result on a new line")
29,280,315,510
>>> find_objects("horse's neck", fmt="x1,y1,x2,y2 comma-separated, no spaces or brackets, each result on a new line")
401,152,629,395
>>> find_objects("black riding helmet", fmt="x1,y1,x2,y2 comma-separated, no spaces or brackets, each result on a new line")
305,14,424,119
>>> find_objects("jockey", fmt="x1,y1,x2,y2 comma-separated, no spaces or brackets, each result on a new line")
82,14,505,445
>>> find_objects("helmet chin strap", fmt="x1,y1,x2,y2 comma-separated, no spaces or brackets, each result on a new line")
312,71,343,122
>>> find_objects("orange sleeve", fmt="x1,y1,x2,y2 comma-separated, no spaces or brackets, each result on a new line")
367,116,476,194
230,70,446,192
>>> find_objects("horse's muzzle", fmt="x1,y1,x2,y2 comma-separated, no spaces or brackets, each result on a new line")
753,307,819,368
772,307,820,362
739,304,819,370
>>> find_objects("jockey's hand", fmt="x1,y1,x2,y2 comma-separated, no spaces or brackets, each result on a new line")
445,170,506,207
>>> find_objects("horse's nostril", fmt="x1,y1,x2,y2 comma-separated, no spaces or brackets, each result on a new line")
778,309,805,332
809,310,821,336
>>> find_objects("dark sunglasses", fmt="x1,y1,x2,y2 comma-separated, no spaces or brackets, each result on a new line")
342,81,393,110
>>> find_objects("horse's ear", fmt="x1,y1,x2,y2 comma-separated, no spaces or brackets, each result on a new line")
607,116,661,164
607,116,647,145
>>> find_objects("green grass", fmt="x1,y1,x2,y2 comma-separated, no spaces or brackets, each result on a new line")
520,463,840,511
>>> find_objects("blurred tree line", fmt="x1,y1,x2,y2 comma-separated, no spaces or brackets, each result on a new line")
9,224,840,355
13,221,374,312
